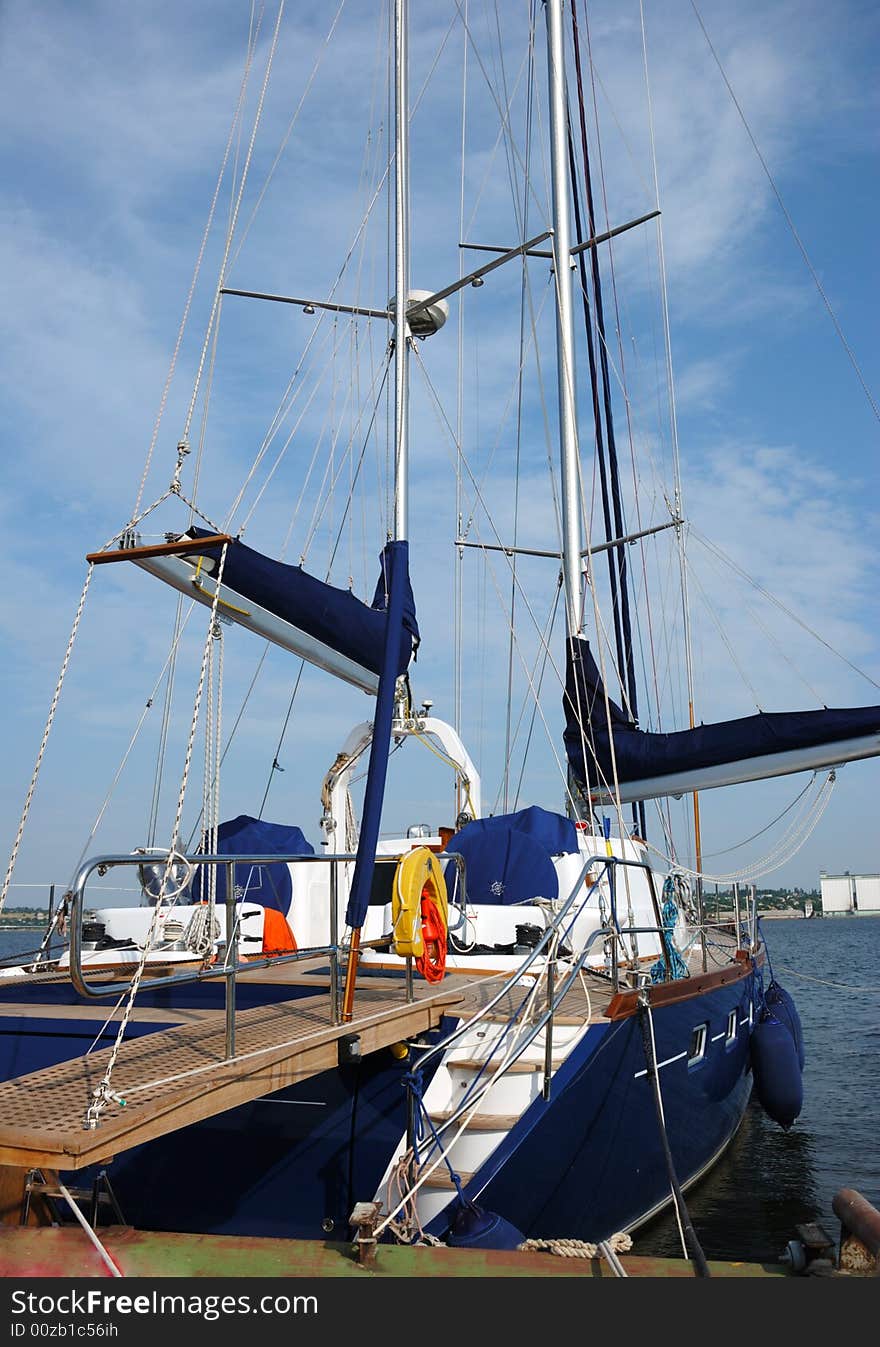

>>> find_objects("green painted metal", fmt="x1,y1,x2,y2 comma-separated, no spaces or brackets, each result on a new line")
0,1227,788,1278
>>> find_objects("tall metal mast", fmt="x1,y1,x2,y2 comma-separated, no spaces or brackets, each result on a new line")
392,0,411,542
545,0,583,637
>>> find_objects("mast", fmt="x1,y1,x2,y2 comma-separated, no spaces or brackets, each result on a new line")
545,0,583,638
342,0,412,1017
392,0,410,542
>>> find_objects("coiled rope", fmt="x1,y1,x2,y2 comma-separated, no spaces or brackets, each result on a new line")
519,1231,632,1259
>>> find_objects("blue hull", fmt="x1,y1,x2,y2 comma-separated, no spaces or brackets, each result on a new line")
0,971,757,1243
426,976,754,1241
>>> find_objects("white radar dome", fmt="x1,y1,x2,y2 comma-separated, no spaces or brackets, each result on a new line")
387,290,449,338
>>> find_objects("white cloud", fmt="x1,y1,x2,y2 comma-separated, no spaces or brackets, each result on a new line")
1,1,877,899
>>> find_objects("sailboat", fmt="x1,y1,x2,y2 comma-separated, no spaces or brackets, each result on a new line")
0,0,876,1263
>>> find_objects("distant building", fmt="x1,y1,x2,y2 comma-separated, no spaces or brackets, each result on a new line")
819,872,880,915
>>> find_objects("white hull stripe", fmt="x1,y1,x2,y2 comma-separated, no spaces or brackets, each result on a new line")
633,1049,687,1079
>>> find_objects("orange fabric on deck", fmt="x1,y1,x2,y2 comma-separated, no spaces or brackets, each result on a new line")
261,906,297,954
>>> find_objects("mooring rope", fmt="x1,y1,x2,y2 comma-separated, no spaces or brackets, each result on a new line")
519,1231,632,1259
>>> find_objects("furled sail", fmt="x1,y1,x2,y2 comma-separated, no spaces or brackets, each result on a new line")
134,528,419,694
564,636,880,804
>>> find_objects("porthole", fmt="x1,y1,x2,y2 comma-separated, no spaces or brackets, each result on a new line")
726,1009,737,1045
688,1023,708,1066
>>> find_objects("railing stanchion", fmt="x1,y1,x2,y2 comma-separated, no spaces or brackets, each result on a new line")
542,949,555,1100
329,860,340,1025
608,861,620,992
225,862,236,1060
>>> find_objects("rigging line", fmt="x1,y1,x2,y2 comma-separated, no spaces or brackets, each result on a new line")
690,0,879,425
512,578,564,813
188,278,226,525
344,47,394,585
254,363,394,815
689,525,880,692
696,539,828,707
503,9,539,813
184,645,273,852
86,546,232,1126
411,344,565,663
685,556,764,710
639,997,709,1274
299,334,369,563
452,0,545,234
237,2,461,280
467,520,580,817
457,282,557,546
258,660,305,820
487,0,525,240
700,773,819,859
494,581,562,816
183,2,286,469
454,0,470,744
234,323,375,552
415,343,628,815
645,771,837,884
193,361,392,835
570,13,638,736
577,3,664,799
76,603,197,874
232,320,348,532
148,594,185,847
770,964,880,994
305,357,393,565
129,8,263,521
229,0,347,267
408,734,477,821
636,0,703,872
0,566,94,920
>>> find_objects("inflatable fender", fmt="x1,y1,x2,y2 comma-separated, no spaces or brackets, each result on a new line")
750,1015,803,1130
446,1201,524,1250
765,980,805,1070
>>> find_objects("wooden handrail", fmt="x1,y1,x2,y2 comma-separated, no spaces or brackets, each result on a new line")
86,534,233,565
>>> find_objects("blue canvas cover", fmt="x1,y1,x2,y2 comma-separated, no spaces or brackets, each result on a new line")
344,541,409,930
444,807,578,907
191,814,314,913
564,636,880,796
186,529,419,678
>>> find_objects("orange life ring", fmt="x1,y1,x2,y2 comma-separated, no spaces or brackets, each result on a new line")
392,847,448,982
415,888,447,984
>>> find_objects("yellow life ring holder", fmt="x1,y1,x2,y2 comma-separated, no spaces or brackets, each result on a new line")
391,846,448,966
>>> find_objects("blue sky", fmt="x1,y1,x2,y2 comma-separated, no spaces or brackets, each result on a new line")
1,0,877,906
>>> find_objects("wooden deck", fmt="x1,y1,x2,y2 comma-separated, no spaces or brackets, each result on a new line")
0,931,741,1180
0,981,467,1172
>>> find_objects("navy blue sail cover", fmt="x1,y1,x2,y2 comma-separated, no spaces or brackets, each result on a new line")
344,541,410,930
445,806,579,906
191,814,314,913
564,636,880,794
186,528,419,677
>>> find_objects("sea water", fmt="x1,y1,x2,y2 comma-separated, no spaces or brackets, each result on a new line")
635,914,880,1263
1,916,877,1264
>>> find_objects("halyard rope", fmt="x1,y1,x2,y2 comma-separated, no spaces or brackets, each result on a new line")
0,566,94,920
83,545,230,1129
